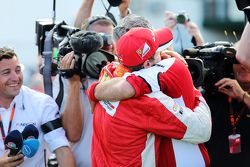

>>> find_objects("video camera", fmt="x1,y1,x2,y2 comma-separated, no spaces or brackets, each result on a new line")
58,29,114,79
36,21,114,78
183,41,238,92
35,0,119,96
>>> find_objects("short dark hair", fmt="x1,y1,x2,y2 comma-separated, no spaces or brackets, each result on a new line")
82,15,115,30
123,53,156,72
0,47,17,61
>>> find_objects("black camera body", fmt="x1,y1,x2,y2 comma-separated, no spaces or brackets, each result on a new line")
235,0,250,22
98,33,113,46
176,12,190,24
184,41,237,92
58,30,104,78
35,19,55,55
35,20,79,55
36,20,115,79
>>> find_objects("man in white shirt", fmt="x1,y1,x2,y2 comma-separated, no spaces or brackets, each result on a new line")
0,47,76,167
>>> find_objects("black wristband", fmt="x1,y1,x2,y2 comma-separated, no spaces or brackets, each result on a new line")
41,118,62,134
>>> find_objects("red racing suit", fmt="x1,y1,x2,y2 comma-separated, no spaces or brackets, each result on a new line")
90,58,211,167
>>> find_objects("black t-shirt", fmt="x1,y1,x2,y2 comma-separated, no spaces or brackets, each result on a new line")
204,91,250,167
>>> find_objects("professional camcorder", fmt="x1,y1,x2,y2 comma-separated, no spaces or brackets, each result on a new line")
58,28,114,79
35,0,119,96
183,41,238,92
36,21,115,79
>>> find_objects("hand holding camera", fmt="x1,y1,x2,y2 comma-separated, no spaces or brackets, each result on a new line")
215,78,245,102
164,11,190,29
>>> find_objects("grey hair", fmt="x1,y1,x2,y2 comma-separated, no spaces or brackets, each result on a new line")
113,14,153,42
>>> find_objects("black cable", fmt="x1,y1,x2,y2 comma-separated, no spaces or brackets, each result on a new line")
101,0,108,12
52,0,56,24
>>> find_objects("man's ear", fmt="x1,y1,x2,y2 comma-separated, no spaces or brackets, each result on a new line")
143,60,152,69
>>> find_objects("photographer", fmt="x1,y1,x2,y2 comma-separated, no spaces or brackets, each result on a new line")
164,10,204,54
204,52,250,166
0,47,76,167
52,29,115,167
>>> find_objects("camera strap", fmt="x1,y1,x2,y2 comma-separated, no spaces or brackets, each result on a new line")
228,97,247,134
55,74,64,110
43,27,55,97
101,0,117,25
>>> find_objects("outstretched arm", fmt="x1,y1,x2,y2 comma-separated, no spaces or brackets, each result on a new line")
55,146,76,167
74,0,94,28
237,23,250,69
118,0,132,18
60,52,83,142
94,77,135,101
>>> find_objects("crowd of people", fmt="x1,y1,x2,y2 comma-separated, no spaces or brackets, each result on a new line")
0,0,250,166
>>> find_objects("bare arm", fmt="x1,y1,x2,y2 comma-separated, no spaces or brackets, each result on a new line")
74,0,94,28
60,52,83,142
215,77,250,109
237,23,250,69
243,92,250,109
118,0,131,18
55,146,76,167
95,77,135,101
185,21,204,46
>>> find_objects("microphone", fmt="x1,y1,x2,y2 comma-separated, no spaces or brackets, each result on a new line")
22,138,40,158
4,130,23,156
70,30,103,55
22,124,39,140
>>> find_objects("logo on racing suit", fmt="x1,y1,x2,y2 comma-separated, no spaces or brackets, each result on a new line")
100,100,120,117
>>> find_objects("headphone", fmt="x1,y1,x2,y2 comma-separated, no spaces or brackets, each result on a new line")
82,15,116,30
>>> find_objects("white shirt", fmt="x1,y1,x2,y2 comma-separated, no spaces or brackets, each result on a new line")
0,86,69,167
53,75,96,167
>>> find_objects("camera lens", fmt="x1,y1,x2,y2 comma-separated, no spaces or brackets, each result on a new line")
177,14,186,24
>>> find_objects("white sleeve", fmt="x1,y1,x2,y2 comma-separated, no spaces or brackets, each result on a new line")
180,96,212,143
146,92,211,144
41,96,70,152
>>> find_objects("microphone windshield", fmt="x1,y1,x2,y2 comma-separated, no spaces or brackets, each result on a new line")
4,130,23,156
22,139,40,158
22,124,39,140
70,30,103,55
183,48,199,57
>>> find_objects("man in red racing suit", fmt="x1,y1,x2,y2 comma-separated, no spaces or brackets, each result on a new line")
89,27,211,167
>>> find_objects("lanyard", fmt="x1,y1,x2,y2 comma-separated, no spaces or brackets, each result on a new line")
228,97,246,134
0,104,16,143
